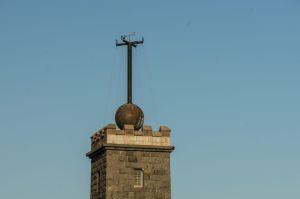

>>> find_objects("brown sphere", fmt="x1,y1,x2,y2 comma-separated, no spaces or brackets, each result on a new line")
115,103,144,130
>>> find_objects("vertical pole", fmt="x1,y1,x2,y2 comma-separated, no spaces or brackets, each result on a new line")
127,43,132,104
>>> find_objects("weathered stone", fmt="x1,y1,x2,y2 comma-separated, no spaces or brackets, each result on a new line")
106,123,116,130
87,124,174,199
152,132,162,137
159,125,171,136
133,131,144,136
143,125,152,132
124,124,134,130
128,155,137,162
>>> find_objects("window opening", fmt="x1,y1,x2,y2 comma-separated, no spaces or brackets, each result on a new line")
134,169,143,188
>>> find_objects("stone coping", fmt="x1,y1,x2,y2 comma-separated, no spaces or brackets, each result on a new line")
90,124,172,149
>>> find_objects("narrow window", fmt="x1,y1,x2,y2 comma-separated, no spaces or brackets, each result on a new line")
134,169,143,188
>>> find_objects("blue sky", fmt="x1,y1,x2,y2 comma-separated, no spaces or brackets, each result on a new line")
0,0,300,198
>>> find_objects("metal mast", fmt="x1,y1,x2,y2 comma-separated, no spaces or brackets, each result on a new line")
116,35,144,104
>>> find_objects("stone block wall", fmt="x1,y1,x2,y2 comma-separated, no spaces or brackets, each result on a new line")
90,150,106,199
105,149,171,199
87,124,174,199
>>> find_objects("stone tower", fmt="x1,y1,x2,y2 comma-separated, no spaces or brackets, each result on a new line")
86,35,174,199
86,124,174,199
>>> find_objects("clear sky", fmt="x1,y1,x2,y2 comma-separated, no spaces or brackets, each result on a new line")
1,0,300,198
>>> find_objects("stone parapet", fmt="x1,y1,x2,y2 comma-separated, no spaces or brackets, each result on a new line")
90,124,171,150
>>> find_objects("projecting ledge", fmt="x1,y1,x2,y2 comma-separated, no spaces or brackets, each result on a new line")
86,143,175,159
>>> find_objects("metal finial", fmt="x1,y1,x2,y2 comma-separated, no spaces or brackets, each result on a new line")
114,34,144,130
